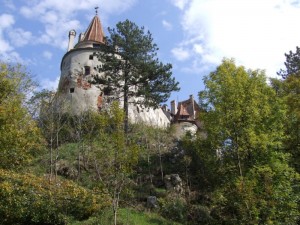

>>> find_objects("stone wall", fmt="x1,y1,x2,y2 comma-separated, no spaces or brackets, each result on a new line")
58,48,170,128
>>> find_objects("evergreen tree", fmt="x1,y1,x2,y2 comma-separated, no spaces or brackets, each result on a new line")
277,46,300,79
94,19,179,132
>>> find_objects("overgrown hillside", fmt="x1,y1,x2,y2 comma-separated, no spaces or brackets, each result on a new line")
0,57,299,225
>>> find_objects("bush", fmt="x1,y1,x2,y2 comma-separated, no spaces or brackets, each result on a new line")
187,205,213,224
0,169,110,225
159,196,187,223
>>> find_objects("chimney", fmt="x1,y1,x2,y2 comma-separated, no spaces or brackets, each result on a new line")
78,32,85,42
171,100,177,115
190,95,195,119
67,29,76,52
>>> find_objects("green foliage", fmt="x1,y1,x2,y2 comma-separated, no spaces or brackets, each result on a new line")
188,205,212,224
283,75,300,172
271,75,300,172
0,62,43,170
92,101,140,176
84,101,141,224
69,207,182,225
0,169,110,225
212,152,299,224
275,46,300,172
117,208,182,225
193,59,299,224
159,196,187,223
277,46,300,79
199,58,284,176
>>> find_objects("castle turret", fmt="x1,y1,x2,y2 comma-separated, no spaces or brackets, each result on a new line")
67,29,76,52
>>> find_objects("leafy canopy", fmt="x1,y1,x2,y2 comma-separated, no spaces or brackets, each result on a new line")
196,59,299,224
274,46,300,172
0,62,43,170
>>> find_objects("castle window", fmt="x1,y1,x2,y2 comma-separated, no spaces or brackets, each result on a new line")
70,88,75,93
93,44,101,48
84,66,90,75
89,55,93,60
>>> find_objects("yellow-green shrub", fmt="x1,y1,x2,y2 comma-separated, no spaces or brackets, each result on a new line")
0,169,110,225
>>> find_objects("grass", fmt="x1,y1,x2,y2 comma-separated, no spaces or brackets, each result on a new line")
69,207,182,225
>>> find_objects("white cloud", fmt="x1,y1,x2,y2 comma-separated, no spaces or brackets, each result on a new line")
0,14,15,58
173,0,300,77
0,51,27,64
40,76,60,91
0,13,32,63
43,51,53,60
8,28,32,47
162,20,173,30
170,0,190,10
0,38,13,53
19,0,138,50
0,13,14,28
193,44,203,54
171,47,190,61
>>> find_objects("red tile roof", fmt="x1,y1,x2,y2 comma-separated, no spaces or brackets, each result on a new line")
178,104,190,117
83,15,105,44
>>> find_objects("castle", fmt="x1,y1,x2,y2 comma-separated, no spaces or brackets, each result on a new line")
57,11,200,131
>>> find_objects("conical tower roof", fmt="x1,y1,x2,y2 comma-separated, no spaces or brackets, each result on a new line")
83,15,105,44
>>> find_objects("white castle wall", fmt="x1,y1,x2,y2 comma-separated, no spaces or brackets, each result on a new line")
58,48,170,128
59,49,101,112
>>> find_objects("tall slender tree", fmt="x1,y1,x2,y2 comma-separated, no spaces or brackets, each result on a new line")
0,62,43,170
94,19,179,132
275,46,300,172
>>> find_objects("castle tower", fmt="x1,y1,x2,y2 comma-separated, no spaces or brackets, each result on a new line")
58,12,106,113
57,10,170,128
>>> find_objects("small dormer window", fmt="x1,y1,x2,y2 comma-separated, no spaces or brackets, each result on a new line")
84,66,90,75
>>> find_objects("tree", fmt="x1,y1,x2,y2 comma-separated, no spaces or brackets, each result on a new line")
29,90,70,182
90,101,139,225
94,19,179,132
282,74,300,172
277,46,300,79
274,47,300,172
197,59,299,224
0,62,43,170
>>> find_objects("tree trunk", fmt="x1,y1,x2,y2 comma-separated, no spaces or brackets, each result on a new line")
50,136,53,183
158,144,164,182
113,190,120,225
123,70,129,134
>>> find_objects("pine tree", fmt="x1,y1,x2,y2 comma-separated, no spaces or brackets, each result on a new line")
94,19,179,132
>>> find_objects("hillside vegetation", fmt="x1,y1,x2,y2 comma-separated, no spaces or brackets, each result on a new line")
0,57,299,224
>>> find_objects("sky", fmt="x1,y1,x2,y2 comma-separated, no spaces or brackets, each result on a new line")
1,0,300,104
